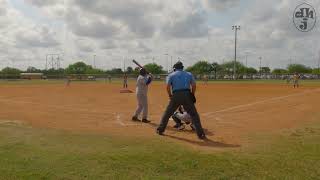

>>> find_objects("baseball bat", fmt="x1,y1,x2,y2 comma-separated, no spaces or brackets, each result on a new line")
132,59,144,69
132,59,150,74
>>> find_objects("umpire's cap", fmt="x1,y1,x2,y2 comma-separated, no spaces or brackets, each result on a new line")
173,61,184,70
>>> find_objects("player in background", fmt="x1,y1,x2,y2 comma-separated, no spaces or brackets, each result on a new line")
203,74,209,85
65,76,71,86
132,68,153,123
123,73,128,88
108,75,112,83
172,105,195,131
293,72,300,88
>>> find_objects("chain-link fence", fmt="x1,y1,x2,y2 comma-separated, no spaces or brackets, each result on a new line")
0,73,319,81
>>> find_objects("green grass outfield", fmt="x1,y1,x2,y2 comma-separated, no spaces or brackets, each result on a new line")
0,122,320,179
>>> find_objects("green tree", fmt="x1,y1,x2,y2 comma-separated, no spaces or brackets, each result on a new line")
312,68,320,75
85,68,105,75
1,67,22,75
245,67,258,74
186,61,213,75
272,68,288,75
287,64,312,74
126,67,134,74
42,68,65,76
211,62,222,79
65,62,88,74
106,68,123,75
143,63,165,74
26,66,41,73
220,61,246,75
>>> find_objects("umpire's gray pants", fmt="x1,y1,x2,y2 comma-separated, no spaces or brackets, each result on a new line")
158,91,205,137
134,94,148,119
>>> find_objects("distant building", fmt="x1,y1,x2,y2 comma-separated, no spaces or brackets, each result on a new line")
20,73,44,80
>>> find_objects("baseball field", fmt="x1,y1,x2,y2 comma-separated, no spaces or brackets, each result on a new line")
1,79,320,179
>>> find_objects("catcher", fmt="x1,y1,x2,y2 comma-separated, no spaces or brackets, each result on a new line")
172,105,195,131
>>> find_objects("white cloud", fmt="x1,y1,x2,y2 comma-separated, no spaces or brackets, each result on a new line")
0,0,318,70
202,0,241,12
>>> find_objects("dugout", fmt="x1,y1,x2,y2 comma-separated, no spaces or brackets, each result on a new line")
20,73,44,80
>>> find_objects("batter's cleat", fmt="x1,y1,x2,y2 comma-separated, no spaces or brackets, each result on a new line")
132,116,140,122
142,119,151,123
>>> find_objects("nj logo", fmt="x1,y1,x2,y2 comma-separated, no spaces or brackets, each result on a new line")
293,3,317,32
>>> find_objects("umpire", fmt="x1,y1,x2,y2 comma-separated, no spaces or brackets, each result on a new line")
156,61,206,139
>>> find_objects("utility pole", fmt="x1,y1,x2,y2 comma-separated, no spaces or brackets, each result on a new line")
93,54,96,68
123,57,126,72
245,52,249,75
164,54,169,73
232,25,240,80
259,57,262,77
289,58,292,66
45,54,61,70
171,56,173,71
318,51,320,78
245,52,249,67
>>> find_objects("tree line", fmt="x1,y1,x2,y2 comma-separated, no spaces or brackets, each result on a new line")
0,60,319,76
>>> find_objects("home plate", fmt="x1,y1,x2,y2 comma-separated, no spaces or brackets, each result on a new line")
120,89,134,93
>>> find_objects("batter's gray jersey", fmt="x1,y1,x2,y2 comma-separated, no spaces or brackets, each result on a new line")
136,75,149,95
134,75,151,119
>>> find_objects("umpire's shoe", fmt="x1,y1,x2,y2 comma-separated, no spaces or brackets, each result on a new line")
156,128,164,136
198,133,207,140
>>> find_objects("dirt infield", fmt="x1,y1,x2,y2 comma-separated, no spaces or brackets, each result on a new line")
0,81,320,150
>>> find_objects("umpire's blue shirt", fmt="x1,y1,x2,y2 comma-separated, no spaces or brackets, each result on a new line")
166,70,196,92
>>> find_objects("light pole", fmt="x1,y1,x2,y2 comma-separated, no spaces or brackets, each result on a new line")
93,54,96,68
318,51,320,78
164,54,169,72
123,57,126,72
245,52,249,75
46,54,61,70
259,56,262,77
245,52,249,67
232,25,240,80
